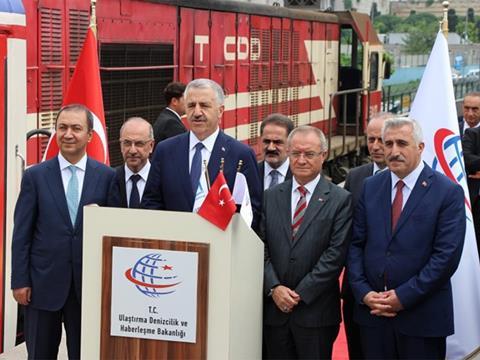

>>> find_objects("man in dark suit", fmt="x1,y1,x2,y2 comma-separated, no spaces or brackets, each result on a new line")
142,78,262,228
153,81,186,147
462,126,480,257
258,113,294,192
109,117,153,208
262,125,352,359
11,104,115,359
342,112,392,359
458,92,480,135
348,118,465,359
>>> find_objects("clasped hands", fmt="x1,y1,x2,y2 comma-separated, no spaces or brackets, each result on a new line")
272,285,300,313
363,290,403,317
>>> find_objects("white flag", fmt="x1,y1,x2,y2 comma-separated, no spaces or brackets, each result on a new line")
410,31,480,359
232,172,253,227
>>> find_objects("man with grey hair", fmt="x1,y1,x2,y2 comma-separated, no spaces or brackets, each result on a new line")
342,112,393,360
142,78,262,228
262,125,352,359
348,117,465,359
109,117,154,208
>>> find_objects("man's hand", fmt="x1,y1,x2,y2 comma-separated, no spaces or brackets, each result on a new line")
363,291,397,317
378,289,403,312
272,285,300,313
468,171,480,179
13,287,31,306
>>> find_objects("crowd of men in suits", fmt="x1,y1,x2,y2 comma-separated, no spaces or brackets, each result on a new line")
10,78,470,359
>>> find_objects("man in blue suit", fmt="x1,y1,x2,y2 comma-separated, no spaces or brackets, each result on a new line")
142,78,262,228
348,117,465,359
11,104,115,359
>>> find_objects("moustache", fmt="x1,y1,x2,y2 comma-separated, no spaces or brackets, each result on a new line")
388,155,405,162
265,150,279,156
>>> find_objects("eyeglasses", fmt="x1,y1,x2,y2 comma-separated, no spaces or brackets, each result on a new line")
119,139,152,148
290,151,323,160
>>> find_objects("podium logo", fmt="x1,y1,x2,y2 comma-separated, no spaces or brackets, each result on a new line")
125,253,181,297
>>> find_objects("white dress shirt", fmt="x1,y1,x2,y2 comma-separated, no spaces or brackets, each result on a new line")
264,159,290,189
291,174,320,222
124,161,151,206
390,161,425,209
58,153,87,204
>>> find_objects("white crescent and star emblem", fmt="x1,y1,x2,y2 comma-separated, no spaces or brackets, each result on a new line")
218,183,234,206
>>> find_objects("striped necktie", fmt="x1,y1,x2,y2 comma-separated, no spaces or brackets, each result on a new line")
269,169,279,188
292,186,307,240
392,180,405,231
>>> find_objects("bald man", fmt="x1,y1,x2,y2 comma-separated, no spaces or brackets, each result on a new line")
108,117,154,208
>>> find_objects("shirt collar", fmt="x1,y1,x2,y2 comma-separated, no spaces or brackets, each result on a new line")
265,158,290,178
391,160,425,191
58,152,87,171
124,160,151,182
292,173,321,195
166,107,181,120
189,127,220,153
373,162,387,176
465,121,480,130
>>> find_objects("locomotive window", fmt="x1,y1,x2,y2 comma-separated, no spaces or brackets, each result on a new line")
100,43,174,166
369,52,379,91
340,27,362,71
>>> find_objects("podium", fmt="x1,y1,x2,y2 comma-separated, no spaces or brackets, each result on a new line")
81,207,264,359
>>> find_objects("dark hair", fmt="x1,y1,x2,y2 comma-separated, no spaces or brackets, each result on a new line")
260,113,294,135
164,81,186,105
55,104,93,131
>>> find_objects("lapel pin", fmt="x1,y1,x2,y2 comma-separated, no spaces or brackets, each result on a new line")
421,181,427,187
318,197,325,202
221,146,226,152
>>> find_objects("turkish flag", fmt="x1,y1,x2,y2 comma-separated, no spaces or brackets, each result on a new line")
43,27,109,164
198,172,236,231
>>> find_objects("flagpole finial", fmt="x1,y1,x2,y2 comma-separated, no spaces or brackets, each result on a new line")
441,1,449,37
90,0,97,35
237,160,243,172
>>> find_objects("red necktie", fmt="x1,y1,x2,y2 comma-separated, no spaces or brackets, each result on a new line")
391,180,405,231
292,186,307,239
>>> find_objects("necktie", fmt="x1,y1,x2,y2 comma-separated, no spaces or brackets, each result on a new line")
292,186,307,239
190,142,204,195
66,165,79,226
391,180,405,231
129,174,141,208
269,170,279,188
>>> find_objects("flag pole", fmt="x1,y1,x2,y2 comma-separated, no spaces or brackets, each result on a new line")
90,0,97,34
236,160,243,172
441,1,449,38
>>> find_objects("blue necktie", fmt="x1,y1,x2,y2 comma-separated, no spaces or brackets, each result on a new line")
129,174,141,208
66,165,79,226
190,142,204,195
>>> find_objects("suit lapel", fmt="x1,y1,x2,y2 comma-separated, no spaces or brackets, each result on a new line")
77,158,101,228
208,131,229,183
293,177,330,245
175,134,194,207
380,173,393,239
275,180,293,245
45,158,72,228
393,166,433,235
117,166,128,207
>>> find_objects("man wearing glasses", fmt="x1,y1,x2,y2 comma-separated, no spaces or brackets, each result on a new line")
109,117,154,208
262,125,352,359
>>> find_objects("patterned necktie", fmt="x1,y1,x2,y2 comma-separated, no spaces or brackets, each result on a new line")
129,174,141,208
190,142,204,195
269,169,279,188
66,165,79,226
292,186,307,239
392,180,405,231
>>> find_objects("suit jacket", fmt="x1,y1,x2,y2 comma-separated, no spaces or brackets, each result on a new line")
343,163,374,207
458,116,465,136
257,160,292,195
153,108,186,146
11,157,115,311
142,131,262,227
348,164,465,337
462,127,480,201
108,166,128,208
262,177,352,327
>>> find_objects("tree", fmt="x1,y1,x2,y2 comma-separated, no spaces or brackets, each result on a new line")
373,14,401,33
370,2,380,20
467,8,475,23
448,8,458,32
